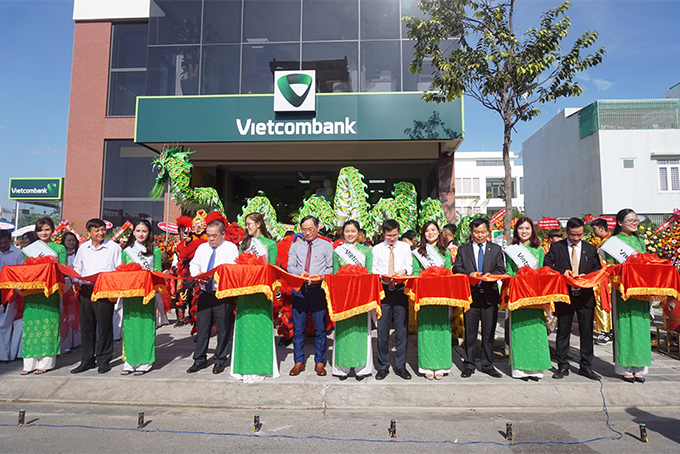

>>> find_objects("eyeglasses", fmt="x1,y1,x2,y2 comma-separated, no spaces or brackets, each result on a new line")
301,228,316,233
623,218,639,224
567,233,584,239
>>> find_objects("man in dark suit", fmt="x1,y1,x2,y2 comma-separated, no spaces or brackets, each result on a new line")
453,217,506,378
544,217,602,380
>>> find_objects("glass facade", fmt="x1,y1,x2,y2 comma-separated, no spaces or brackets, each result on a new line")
108,23,148,116
102,140,165,233
146,0,431,96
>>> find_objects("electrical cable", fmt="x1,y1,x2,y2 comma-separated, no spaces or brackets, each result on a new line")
0,381,642,445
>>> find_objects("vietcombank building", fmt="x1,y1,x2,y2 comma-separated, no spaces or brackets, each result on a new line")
63,0,464,231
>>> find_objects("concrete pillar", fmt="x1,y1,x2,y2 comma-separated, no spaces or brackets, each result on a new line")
437,151,456,222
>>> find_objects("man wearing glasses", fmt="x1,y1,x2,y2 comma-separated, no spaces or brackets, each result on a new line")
545,217,602,380
287,216,334,377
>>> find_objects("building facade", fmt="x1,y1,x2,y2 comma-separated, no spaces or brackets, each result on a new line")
453,152,524,217
523,100,680,223
63,0,464,231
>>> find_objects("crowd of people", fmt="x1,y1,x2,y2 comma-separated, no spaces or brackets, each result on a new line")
0,208,662,385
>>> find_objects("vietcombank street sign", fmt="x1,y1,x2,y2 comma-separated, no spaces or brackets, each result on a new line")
135,92,463,144
8,178,64,200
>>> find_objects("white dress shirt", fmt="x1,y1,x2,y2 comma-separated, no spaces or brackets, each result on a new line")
372,240,413,275
73,239,122,280
0,245,24,270
568,240,581,272
190,240,239,291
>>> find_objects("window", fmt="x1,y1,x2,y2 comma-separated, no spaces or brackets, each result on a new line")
658,159,680,192
102,140,165,233
486,178,516,199
108,23,148,116
476,159,503,166
455,178,480,195
622,159,635,169
519,176,524,195
361,40,401,92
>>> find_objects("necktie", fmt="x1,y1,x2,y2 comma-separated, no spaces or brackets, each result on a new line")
206,247,216,292
304,241,313,274
571,244,579,276
477,243,484,286
388,246,395,275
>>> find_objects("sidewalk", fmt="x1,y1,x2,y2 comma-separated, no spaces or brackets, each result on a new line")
1,312,679,410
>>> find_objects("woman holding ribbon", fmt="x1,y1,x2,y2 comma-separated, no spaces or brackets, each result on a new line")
411,221,452,380
20,217,67,375
600,209,649,383
121,219,161,375
332,220,374,381
232,212,279,382
504,217,551,381
60,231,81,353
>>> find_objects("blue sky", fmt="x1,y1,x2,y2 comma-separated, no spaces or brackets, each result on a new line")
0,0,679,218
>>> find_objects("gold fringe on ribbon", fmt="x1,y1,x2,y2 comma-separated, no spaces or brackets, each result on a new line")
506,294,570,312
0,281,65,299
215,285,274,302
321,281,382,322
404,287,472,312
621,287,680,302
92,289,157,305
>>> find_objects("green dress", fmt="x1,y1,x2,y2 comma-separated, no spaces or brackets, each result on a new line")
332,243,374,374
604,233,650,372
505,245,552,376
121,244,162,369
412,247,453,373
22,241,67,361
232,236,278,378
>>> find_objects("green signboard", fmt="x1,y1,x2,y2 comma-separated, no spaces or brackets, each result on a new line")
8,178,64,200
135,92,464,144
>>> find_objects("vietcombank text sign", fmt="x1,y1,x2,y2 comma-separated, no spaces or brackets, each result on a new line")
9,178,64,200
135,92,463,144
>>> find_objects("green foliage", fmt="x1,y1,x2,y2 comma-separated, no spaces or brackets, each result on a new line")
404,0,604,238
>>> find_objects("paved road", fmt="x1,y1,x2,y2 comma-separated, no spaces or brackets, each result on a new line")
0,402,677,453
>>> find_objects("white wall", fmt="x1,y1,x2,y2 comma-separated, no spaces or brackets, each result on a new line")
599,129,680,214
74,0,150,21
666,83,680,99
522,109,603,219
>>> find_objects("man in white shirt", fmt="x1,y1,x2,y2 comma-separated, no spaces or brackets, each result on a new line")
187,217,239,374
372,219,413,380
71,219,122,374
0,230,24,362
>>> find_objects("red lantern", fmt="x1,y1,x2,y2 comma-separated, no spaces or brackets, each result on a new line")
537,218,560,230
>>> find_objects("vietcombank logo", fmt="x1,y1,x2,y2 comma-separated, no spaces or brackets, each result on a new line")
274,70,316,112
8,178,63,200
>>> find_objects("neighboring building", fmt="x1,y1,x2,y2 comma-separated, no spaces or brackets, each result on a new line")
666,82,680,99
453,151,524,217
63,0,465,231
523,99,680,223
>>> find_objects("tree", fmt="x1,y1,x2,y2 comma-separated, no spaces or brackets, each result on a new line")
405,0,605,239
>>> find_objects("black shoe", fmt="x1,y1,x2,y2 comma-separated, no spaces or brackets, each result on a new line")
187,362,207,373
173,320,187,328
395,368,412,380
552,368,569,379
338,375,348,381
460,369,475,378
622,375,635,383
376,369,389,380
71,363,95,374
578,368,601,381
528,376,540,382
213,363,226,374
634,375,645,383
355,374,367,381
97,363,111,374
482,367,502,378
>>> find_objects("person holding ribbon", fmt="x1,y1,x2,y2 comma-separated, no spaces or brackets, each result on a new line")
331,220,374,381
60,231,81,353
453,217,506,379
373,219,413,381
120,220,162,375
412,221,453,380
187,214,239,375
231,212,279,382
600,208,650,383
0,230,24,363
287,216,334,377
21,217,67,375
504,217,551,381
